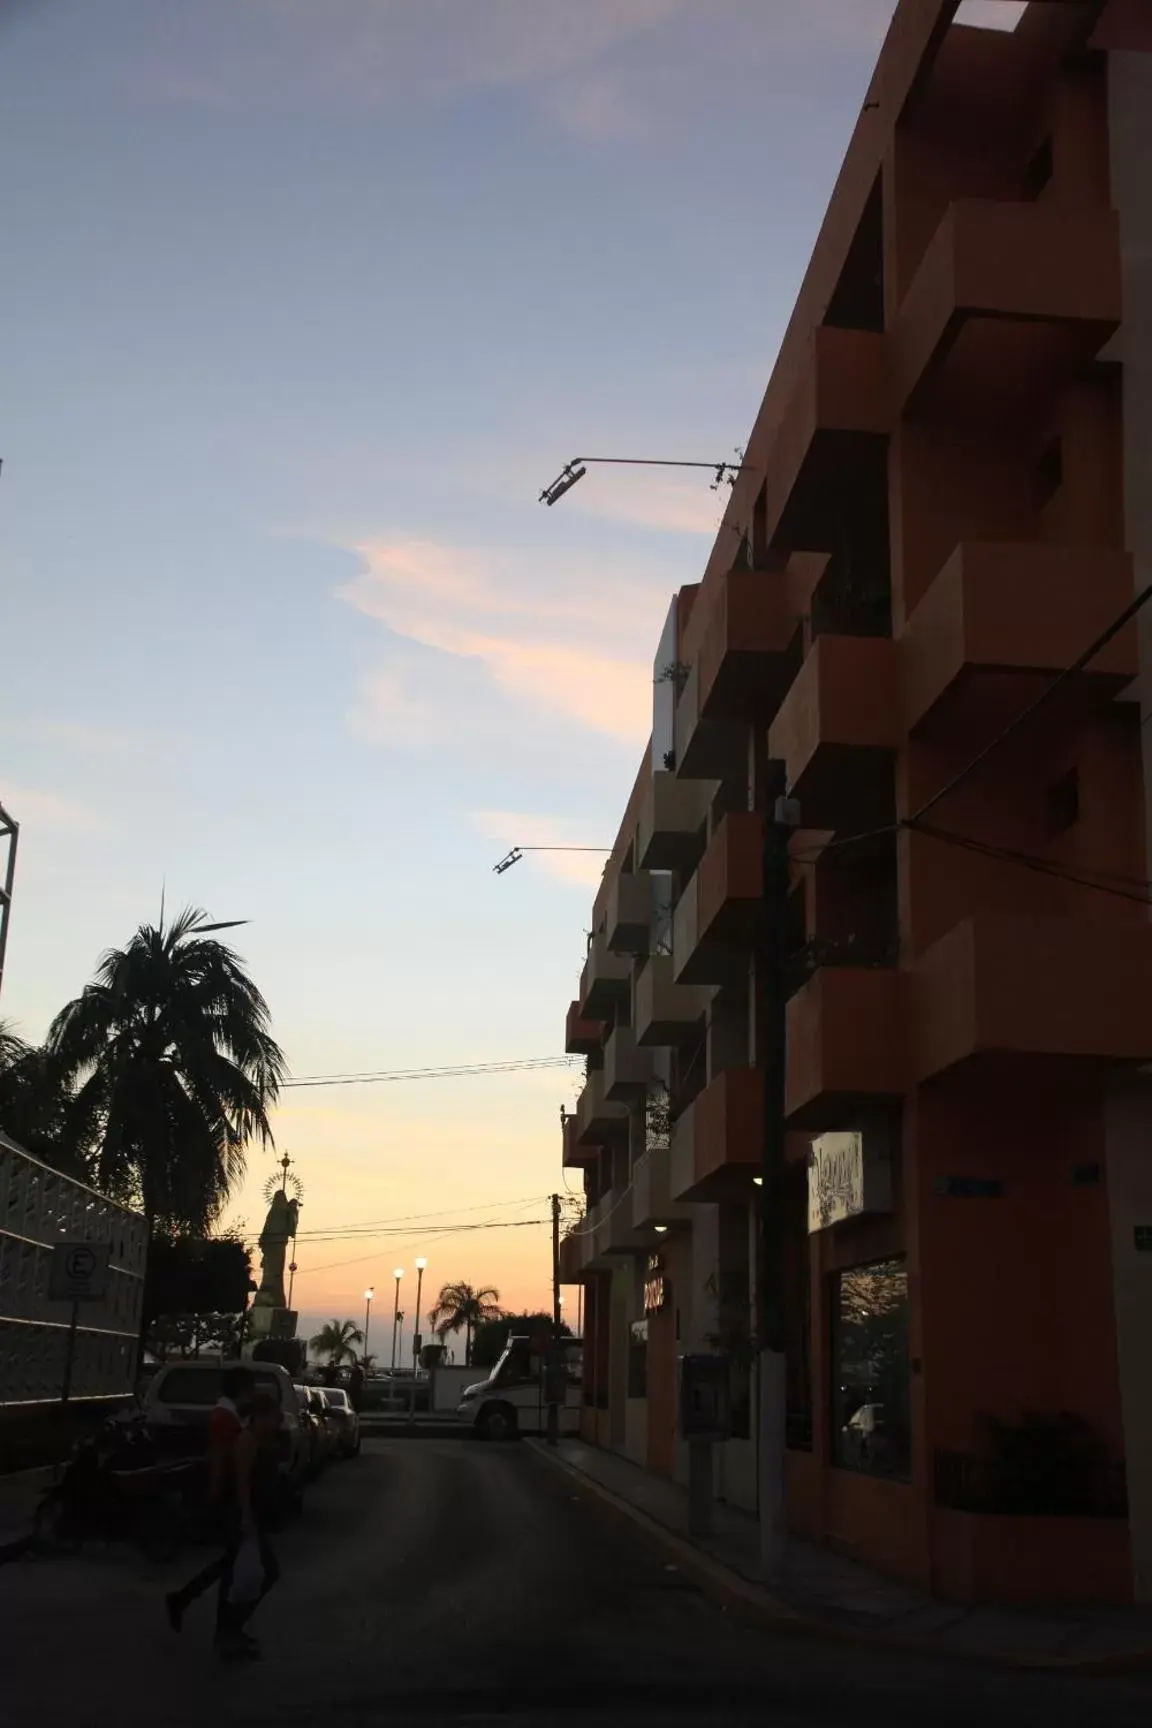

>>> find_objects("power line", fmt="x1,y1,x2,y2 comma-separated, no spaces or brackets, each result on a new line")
294,1217,549,1278
281,1056,577,1090
911,822,1152,907
277,1193,547,1242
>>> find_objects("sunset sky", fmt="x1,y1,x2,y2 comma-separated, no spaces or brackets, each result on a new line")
0,0,1023,1349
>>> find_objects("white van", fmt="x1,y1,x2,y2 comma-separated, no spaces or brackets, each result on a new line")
456,1335,582,1440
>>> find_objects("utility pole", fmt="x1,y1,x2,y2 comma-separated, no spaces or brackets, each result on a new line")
756,751,795,1584
547,1193,562,1446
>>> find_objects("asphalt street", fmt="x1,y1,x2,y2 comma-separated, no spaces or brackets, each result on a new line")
2,1438,1152,1728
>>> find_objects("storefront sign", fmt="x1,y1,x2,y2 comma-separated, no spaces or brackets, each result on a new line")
644,1253,669,1314
807,1131,891,1233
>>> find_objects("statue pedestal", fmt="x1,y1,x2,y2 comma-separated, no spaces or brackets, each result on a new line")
248,1304,298,1343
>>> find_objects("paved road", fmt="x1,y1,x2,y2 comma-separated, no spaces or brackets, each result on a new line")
3,1438,1152,1728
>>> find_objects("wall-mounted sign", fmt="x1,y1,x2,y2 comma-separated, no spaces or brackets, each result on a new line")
807,1131,892,1233
644,1252,669,1314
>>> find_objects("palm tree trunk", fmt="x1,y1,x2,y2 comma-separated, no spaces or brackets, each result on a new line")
465,1321,472,1367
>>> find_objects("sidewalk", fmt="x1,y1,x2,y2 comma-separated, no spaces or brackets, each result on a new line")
0,1466,52,1561
528,1437,1152,1672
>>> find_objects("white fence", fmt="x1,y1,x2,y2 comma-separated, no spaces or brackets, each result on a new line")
0,1131,146,1405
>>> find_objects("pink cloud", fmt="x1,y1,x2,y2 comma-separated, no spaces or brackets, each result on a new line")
337,536,663,745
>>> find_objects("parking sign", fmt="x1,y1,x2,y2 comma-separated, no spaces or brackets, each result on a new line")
48,1242,110,1302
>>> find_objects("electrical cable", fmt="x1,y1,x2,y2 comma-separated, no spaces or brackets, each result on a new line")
910,822,1152,907
281,1056,577,1089
910,581,1152,826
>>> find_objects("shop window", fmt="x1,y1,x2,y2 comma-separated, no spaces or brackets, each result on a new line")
831,1256,911,1481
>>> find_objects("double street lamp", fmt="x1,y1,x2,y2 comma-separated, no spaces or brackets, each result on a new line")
391,1268,404,1373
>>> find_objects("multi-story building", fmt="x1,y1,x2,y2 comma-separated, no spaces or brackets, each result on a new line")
559,0,1152,1606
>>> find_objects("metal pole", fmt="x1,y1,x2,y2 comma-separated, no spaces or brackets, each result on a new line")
0,803,19,1004
391,1276,401,1372
413,1264,425,1370
363,1292,372,1365
547,1193,561,1446
61,1297,80,1406
757,754,792,1585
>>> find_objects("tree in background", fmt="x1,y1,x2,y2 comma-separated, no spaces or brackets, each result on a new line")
47,907,286,1234
309,1318,364,1367
471,1311,571,1371
429,1282,502,1367
142,1230,254,1360
0,1021,88,1175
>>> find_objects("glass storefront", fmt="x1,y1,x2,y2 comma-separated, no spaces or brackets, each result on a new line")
830,1256,911,1481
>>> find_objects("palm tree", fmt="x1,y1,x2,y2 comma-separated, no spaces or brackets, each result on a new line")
0,1021,86,1174
428,1281,502,1367
308,1318,364,1366
47,907,286,1233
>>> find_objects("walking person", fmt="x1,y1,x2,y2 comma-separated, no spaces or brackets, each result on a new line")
215,1391,283,1659
165,1365,254,1635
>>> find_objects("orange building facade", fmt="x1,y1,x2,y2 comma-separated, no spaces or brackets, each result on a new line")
559,0,1152,1606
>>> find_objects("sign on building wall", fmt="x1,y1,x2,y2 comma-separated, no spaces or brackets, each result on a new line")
807,1130,892,1233
644,1253,669,1314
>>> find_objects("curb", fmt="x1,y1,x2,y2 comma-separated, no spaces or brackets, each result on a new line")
524,1440,1152,1676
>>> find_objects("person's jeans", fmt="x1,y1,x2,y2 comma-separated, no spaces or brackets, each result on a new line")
216,1527,280,1636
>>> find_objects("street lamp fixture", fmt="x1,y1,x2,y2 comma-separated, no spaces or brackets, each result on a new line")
539,463,587,506
492,844,610,877
538,453,752,508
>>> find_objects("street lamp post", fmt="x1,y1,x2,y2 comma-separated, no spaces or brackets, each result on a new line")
413,1258,427,1370
391,1268,404,1372
363,1288,374,1368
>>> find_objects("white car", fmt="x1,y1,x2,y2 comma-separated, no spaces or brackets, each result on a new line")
457,1336,582,1440
142,1359,310,1505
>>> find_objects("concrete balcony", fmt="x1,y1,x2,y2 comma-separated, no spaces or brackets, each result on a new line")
768,636,900,833
673,813,762,986
890,201,1121,420
574,1069,629,1146
636,771,712,871
632,1137,694,1232
565,1000,603,1056
578,933,633,1020
558,1231,586,1284
606,871,653,956
669,1067,763,1202
901,543,1137,739
765,326,889,554
785,966,904,1129
562,1112,596,1170
603,1025,657,1101
603,1178,648,1255
634,954,711,1047
912,914,1152,1083
675,569,802,777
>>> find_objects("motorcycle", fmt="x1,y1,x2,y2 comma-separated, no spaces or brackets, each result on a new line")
33,1418,200,1563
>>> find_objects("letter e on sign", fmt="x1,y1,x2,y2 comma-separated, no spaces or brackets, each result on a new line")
49,1242,110,1302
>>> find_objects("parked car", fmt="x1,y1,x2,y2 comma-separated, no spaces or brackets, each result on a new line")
295,1385,331,1479
320,1386,361,1457
142,1360,309,1507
